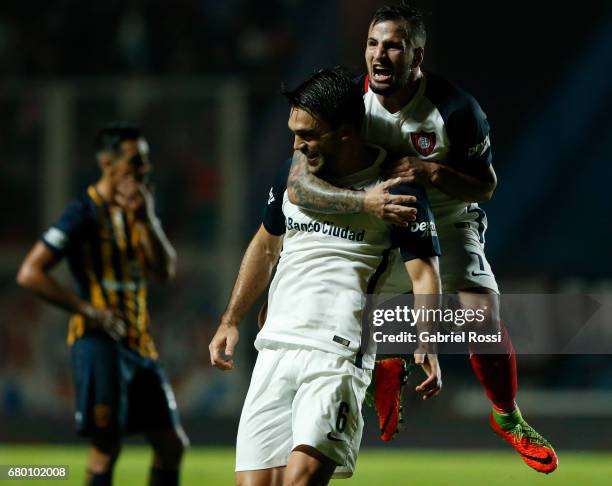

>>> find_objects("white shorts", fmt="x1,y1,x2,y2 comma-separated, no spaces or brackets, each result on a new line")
235,347,372,477
437,223,498,293
381,223,499,294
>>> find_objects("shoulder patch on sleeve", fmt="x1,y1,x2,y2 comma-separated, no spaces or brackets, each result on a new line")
467,134,491,158
43,226,69,250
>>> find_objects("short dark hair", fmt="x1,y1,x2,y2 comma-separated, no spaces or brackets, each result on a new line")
371,2,426,48
95,121,142,155
282,67,365,130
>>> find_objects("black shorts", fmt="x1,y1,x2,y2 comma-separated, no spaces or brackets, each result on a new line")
71,335,181,439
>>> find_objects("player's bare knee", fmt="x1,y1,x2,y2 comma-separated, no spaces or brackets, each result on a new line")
467,308,499,334
88,440,121,473
236,469,283,486
284,446,335,486
458,288,500,332
151,428,188,468
283,471,331,486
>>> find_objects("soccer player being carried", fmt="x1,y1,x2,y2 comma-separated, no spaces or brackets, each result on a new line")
17,123,188,486
286,2,557,474
209,67,442,485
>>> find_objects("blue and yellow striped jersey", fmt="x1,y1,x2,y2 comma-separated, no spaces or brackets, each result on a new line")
42,185,157,359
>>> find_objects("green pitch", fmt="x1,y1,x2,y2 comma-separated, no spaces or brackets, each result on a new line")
0,446,610,485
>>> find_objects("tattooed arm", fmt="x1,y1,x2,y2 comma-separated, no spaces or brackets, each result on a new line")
286,151,418,226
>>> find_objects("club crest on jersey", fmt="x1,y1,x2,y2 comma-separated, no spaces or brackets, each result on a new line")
410,131,436,156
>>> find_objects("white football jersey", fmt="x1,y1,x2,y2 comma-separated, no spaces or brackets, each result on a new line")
257,146,440,369
362,72,491,233
359,72,497,293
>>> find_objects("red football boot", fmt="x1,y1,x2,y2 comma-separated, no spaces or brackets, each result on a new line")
490,408,558,474
370,358,414,441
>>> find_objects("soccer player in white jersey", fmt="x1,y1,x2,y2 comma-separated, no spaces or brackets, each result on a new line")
209,67,442,485
285,2,557,475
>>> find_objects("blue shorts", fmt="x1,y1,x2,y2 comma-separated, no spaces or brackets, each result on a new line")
71,335,181,439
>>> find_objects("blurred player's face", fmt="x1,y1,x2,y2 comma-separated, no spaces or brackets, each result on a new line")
108,138,152,187
365,20,416,95
288,107,342,169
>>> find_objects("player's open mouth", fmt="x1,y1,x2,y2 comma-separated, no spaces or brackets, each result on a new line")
372,66,393,83
300,149,319,162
